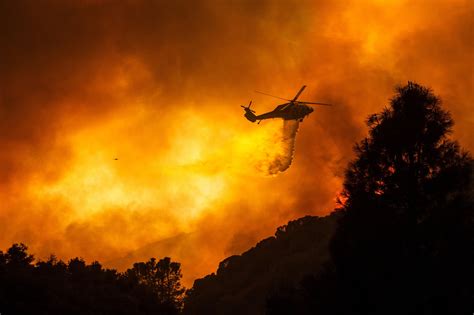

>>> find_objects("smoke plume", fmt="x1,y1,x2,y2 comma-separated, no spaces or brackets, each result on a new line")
258,120,300,175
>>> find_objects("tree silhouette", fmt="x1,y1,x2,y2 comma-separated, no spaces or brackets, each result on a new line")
0,243,184,314
126,257,185,311
342,81,468,213
334,82,472,314
4,243,35,266
266,82,473,314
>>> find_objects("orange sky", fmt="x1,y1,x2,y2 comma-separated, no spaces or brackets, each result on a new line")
1,0,473,286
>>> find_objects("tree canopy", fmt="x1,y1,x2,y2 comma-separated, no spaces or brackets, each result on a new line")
127,257,185,310
0,243,184,315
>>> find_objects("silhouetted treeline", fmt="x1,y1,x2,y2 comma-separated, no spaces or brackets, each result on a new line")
186,82,473,315
0,243,184,315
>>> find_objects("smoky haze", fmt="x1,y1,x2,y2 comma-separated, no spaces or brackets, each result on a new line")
1,0,473,286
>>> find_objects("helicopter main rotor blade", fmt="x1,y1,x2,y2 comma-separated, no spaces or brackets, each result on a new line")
255,91,290,101
299,101,332,106
292,85,306,102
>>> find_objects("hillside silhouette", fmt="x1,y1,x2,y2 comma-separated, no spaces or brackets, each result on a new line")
184,214,339,314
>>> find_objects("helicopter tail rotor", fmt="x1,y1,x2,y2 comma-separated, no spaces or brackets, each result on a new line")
241,100,257,122
241,100,255,113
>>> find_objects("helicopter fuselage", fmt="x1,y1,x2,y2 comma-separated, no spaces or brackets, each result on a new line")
244,102,314,123
241,85,330,123
257,102,314,121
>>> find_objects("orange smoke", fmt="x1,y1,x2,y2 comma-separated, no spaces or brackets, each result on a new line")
1,0,472,286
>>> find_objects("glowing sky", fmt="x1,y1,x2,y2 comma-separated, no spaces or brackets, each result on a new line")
1,0,473,286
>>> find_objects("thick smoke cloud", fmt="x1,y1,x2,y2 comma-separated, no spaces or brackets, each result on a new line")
1,0,472,286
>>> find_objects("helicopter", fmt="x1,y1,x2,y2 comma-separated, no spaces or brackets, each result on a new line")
241,85,331,124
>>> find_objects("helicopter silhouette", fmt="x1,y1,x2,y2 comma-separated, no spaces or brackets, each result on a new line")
241,85,331,124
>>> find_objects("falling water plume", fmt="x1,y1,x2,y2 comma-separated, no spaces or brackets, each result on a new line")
258,120,300,175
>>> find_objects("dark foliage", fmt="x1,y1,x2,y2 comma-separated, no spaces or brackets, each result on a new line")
126,257,185,310
0,244,184,315
266,82,474,314
184,214,339,315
